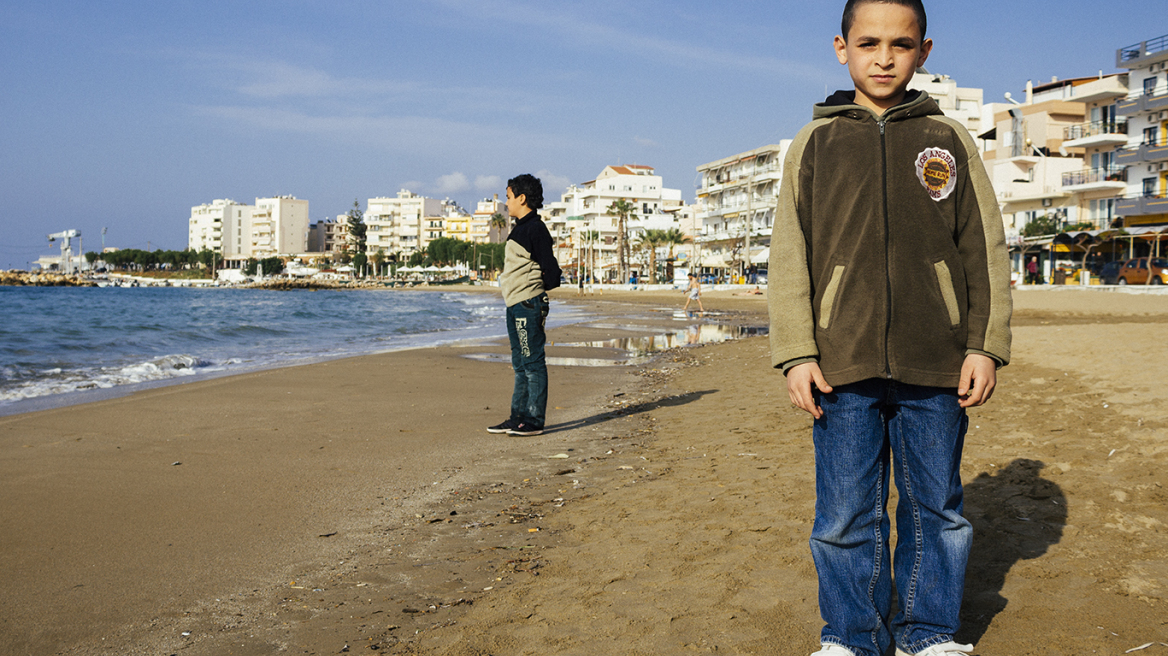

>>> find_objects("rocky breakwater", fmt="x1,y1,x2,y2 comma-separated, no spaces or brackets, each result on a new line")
0,271,97,287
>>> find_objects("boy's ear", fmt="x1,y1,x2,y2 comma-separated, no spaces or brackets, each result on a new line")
917,38,933,68
834,35,848,65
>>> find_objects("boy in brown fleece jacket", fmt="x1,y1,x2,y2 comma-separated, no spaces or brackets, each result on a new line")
767,2,1012,656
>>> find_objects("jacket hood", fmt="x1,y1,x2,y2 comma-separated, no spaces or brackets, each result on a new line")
812,89,941,122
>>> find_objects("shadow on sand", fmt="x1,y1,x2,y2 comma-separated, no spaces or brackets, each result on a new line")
957,458,1067,645
542,389,719,435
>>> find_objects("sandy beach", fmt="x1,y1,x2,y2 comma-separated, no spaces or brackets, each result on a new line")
1,287,1166,655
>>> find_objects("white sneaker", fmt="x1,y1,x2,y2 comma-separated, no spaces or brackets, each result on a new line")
811,643,855,656
895,642,974,656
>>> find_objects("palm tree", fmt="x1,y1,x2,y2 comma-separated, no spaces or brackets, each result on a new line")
489,212,510,243
606,199,637,283
634,229,667,283
659,227,692,283
370,250,386,277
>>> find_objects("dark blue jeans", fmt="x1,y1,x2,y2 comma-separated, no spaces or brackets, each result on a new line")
506,294,549,427
811,379,971,656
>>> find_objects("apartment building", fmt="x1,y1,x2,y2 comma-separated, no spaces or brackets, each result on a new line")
475,195,505,244
1115,34,1168,226
553,165,684,280
250,196,309,258
365,190,443,255
1059,74,1131,229
188,199,255,257
307,216,351,255
696,143,791,273
910,69,987,140
981,79,1087,236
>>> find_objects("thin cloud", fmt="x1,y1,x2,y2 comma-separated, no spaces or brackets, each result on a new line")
433,172,471,194
474,175,503,192
536,170,573,196
433,0,828,82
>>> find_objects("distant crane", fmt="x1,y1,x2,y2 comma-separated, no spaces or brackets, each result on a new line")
47,230,81,275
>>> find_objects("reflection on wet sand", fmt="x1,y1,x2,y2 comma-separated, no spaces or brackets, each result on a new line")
462,322,768,367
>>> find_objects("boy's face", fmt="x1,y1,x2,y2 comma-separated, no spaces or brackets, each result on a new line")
834,2,932,114
505,187,528,218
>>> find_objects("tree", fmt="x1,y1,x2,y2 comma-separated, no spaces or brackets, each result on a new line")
606,199,637,283
489,212,510,243
1021,214,1061,238
370,250,385,277
340,199,367,264
659,227,692,283
634,229,666,283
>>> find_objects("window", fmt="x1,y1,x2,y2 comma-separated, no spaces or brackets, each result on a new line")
1145,126,1160,145
1144,76,1158,96
1144,178,1157,197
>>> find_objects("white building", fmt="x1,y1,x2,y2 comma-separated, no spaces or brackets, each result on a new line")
365,190,444,255
250,196,309,258
911,69,987,140
1115,34,1168,227
475,195,505,244
696,143,791,277
188,199,255,257
552,165,683,281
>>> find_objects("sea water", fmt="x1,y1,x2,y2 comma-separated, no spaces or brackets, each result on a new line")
0,287,522,415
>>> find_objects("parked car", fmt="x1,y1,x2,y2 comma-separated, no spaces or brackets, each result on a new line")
1097,261,1124,285
1117,258,1168,285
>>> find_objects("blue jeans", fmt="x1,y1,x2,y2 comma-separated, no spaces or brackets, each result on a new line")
811,379,971,656
506,294,549,427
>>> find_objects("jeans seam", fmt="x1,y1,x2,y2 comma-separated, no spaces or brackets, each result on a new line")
893,410,924,627
867,456,886,653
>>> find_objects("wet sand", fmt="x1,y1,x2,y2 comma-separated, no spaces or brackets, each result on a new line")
1,287,1165,655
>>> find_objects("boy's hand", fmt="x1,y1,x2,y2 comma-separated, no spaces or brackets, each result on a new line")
787,362,833,419
958,354,997,408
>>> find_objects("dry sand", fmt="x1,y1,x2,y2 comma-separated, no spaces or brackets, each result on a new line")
1,287,1165,655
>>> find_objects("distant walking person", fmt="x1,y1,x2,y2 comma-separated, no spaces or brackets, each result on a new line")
487,174,561,437
683,273,704,312
1027,257,1039,285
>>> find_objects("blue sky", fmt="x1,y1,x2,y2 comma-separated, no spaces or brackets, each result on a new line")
1,1,1163,269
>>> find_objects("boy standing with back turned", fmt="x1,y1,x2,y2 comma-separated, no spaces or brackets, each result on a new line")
768,2,1012,656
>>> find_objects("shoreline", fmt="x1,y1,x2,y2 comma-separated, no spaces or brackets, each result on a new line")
2,289,1165,655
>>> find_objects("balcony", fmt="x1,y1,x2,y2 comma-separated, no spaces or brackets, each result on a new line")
1062,120,1128,148
1117,33,1168,68
1116,89,1168,116
1114,140,1168,165
999,185,1070,204
1117,194,1168,217
1062,167,1127,192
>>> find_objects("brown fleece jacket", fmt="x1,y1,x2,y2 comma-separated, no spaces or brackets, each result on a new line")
768,90,1012,388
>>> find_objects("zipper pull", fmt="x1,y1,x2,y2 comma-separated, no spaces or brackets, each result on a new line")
879,119,886,136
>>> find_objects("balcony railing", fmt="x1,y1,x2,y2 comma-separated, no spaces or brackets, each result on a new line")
1119,33,1168,63
1062,167,1127,187
1063,119,1127,141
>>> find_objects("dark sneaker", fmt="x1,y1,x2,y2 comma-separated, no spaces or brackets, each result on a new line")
507,422,543,436
487,419,519,434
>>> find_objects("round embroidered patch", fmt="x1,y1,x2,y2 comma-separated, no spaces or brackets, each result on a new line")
915,147,957,201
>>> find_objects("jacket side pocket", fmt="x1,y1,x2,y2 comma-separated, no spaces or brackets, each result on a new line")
818,265,846,330
933,261,961,327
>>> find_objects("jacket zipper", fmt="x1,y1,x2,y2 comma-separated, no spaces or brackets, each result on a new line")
879,118,893,379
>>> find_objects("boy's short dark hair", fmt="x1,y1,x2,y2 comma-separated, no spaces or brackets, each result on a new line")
841,0,927,41
507,174,544,211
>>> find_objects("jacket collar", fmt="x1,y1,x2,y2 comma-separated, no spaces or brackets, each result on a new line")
813,89,940,123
